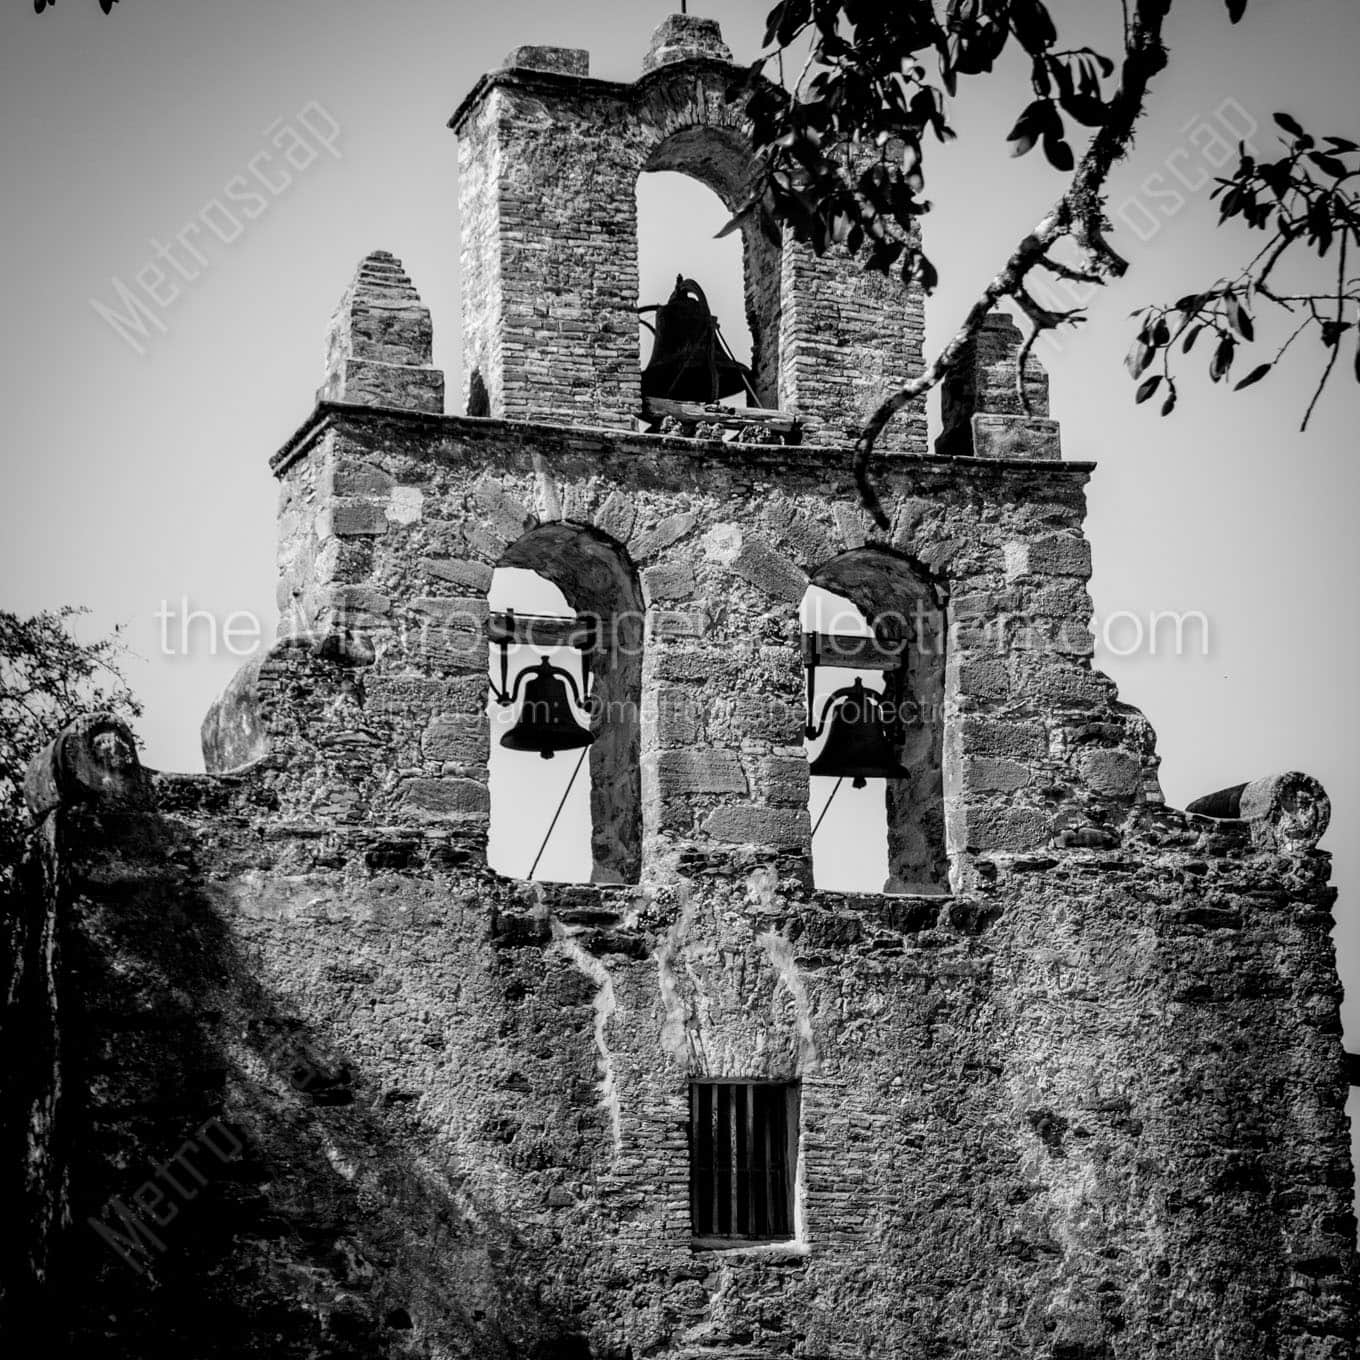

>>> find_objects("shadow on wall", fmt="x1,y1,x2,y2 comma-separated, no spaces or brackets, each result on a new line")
10,765,625,1359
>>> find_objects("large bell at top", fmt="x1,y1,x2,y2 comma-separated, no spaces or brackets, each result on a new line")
808,678,906,789
640,274,755,403
500,660,595,760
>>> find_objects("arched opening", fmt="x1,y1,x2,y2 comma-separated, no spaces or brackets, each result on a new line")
802,549,948,895
487,525,643,886
637,126,782,412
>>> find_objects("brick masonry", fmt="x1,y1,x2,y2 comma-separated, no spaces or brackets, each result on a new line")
451,23,927,452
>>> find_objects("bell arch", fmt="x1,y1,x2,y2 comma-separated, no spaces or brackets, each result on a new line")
453,27,927,440
638,125,781,408
493,523,643,885
804,547,948,895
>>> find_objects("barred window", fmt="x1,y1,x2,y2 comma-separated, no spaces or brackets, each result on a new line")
689,1081,799,1242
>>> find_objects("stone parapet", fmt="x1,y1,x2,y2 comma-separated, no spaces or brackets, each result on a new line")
318,251,445,414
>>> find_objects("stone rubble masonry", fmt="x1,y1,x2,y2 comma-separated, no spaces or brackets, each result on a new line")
12,14,1356,1360
450,19,928,452
503,44,590,78
938,311,1061,461
642,14,733,73
318,250,446,415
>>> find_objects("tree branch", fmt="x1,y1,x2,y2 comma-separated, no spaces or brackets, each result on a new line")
1302,229,1349,430
851,0,1176,525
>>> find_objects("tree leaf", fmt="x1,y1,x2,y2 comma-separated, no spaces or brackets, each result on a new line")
1234,363,1272,390
1161,389,1178,417
911,253,940,293
1210,336,1237,382
1043,132,1075,172
1135,374,1162,403
1308,150,1348,179
766,0,812,48
1126,338,1154,377
1010,0,1058,52
1226,0,1248,20
1227,296,1255,341
715,203,753,239
1007,100,1051,157
1274,112,1305,138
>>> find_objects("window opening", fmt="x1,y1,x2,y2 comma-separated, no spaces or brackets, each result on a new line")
689,1081,799,1243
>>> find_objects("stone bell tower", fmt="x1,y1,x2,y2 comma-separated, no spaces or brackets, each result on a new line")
15,14,1356,1360
451,13,927,450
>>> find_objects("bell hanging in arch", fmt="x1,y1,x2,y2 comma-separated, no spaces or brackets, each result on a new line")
807,677,906,789
499,659,595,760
639,274,756,403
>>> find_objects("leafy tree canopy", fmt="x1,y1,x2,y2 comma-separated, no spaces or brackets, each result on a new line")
0,608,140,885
735,0,1357,520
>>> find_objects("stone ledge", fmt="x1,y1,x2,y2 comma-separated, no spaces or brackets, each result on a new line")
448,55,740,135
501,45,588,77
271,400,1096,481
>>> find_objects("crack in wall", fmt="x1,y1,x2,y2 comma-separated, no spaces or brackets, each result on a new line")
654,884,702,1069
549,917,622,1158
758,930,819,1074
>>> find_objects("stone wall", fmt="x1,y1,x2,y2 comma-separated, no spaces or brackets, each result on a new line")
260,399,1153,892
7,15,1355,1355
451,34,927,451
14,261,1352,1359
15,388,1353,1357
19,650,1356,1360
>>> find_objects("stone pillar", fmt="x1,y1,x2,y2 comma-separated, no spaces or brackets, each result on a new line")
936,311,1060,460
642,13,732,71
778,241,928,454
453,53,640,432
318,251,445,414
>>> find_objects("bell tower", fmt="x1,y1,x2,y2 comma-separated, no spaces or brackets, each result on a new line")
450,13,928,451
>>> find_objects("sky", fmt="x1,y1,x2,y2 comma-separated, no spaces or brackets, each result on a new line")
2,0,1357,1187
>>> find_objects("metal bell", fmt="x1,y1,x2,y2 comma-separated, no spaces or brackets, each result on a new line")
640,275,756,403
500,660,595,760
807,678,906,789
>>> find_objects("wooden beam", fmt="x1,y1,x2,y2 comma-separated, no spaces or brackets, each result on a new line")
487,611,595,650
644,396,801,436
801,631,906,671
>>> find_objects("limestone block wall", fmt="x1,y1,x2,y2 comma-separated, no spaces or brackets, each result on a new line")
450,39,927,451
17,704,1356,1359
260,404,1160,894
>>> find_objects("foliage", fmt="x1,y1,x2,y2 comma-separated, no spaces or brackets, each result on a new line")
1130,115,1360,429
33,1,119,12
735,0,1133,294
0,608,141,885
739,0,1356,521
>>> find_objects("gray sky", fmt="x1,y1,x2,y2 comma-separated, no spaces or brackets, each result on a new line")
3,0,1357,1185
